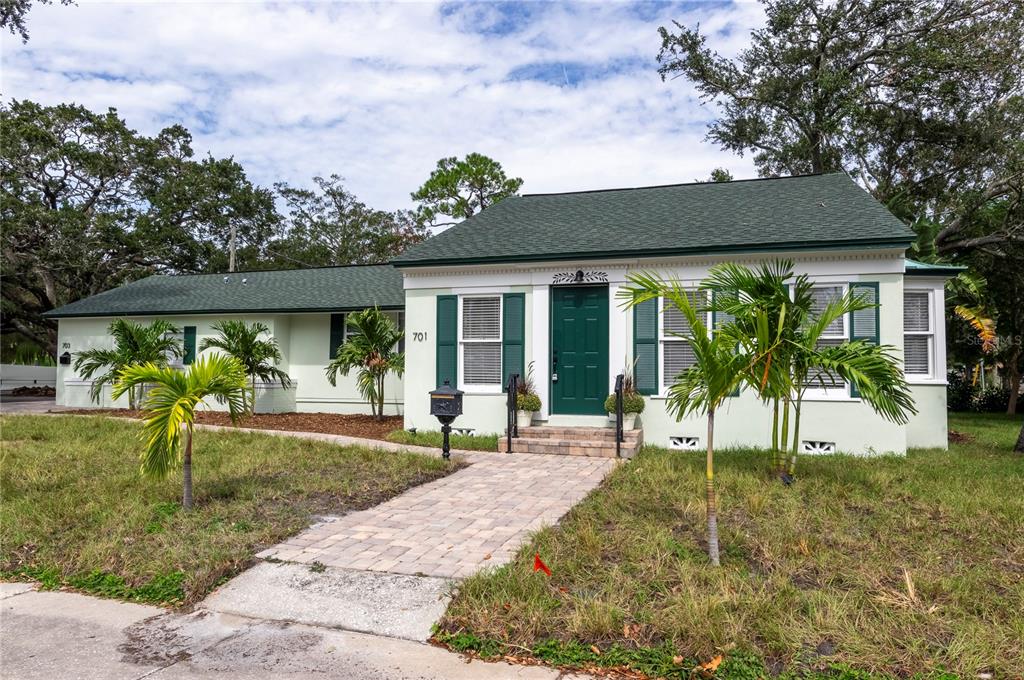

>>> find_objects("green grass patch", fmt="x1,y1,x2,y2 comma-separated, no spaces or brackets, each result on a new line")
0,415,457,606
440,413,1024,678
386,428,499,452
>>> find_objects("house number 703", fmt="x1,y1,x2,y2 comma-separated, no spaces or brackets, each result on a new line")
412,332,428,342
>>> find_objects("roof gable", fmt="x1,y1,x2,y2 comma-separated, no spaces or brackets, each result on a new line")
393,173,914,267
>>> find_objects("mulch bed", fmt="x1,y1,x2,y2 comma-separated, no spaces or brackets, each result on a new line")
9,385,56,397
60,409,405,442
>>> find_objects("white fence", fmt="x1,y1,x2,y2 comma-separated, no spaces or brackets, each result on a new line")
0,364,57,391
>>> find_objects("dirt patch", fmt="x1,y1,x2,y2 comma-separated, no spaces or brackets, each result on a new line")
948,429,974,444
61,409,404,441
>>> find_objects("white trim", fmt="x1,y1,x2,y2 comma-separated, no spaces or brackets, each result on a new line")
902,285,940,381
457,294,503,393
532,284,550,420
804,283,851,400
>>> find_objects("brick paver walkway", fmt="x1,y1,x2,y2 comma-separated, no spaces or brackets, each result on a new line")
258,451,616,579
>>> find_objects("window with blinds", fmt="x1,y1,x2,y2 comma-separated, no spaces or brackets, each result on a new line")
903,290,932,376
165,330,185,369
810,285,846,389
662,291,706,387
461,296,502,386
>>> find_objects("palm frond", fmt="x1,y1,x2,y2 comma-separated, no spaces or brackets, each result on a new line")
115,356,247,479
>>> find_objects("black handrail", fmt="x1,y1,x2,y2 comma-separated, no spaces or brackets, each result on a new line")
614,373,624,458
506,373,520,454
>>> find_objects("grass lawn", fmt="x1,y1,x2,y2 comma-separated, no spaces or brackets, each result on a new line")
386,428,499,452
0,415,456,606
439,413,1024,679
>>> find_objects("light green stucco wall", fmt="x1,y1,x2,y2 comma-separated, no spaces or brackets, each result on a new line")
906,384,948,450
55,312,399,415
401,263,943,455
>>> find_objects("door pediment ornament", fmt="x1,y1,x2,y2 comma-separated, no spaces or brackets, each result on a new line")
552,270,608,285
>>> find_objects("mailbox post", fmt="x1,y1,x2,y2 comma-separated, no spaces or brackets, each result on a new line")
429,380,464,460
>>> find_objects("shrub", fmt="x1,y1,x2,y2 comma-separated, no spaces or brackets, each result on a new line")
604,392,645,414
973,385,1011,413
517,392,542,412
946,370,976,412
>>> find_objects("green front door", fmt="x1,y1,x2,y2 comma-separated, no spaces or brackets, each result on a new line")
550,285,609,415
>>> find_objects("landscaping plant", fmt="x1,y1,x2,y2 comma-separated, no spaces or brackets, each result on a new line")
703,261,916,479
325,307,404,421
199,320,291,414
622,272,753,566
113,354,248,510
73,318,183,409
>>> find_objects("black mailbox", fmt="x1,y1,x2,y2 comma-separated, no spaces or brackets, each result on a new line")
430,380,463,420
429,380,464,459
59,351,72,365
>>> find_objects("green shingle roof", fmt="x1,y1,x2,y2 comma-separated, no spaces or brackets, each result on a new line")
905,259,965,277
44,265,404,319
393,173,915,267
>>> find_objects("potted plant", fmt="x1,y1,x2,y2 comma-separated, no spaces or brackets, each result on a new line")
604,365,645,430
516,362,541,428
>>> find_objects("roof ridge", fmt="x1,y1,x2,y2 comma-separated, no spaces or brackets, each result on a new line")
520,171,846,198
149,262,396,279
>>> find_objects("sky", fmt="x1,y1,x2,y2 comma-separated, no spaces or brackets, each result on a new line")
1,0,764,212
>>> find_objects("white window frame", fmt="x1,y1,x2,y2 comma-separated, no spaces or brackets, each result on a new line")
903,288,935,380
164,330,185,370
804,283,851,400
658,291,711,397
458,294,503,393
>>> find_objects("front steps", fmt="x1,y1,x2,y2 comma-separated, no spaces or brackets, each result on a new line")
497,426,643,458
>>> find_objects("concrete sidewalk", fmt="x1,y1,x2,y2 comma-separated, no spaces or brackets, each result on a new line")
0,584,581,680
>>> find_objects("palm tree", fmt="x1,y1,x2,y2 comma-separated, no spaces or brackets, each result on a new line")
621,272,761,566
73,319,183,409
112,355,247,510
702,261,797,474
199,320,291,415
325,308,405,421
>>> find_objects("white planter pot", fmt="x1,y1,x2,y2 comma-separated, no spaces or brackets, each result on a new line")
608,412,638,431
516,410,535,428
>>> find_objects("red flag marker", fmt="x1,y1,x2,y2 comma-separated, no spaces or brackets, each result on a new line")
533,552,552,576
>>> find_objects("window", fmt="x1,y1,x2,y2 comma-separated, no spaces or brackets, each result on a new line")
460,296,502,387
165,329,185,369
661,291,706,388
903,290,932,377
809,285,847,390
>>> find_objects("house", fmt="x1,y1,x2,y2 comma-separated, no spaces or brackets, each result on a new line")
392,173,954,454
46,172,954,455
45,265,406,414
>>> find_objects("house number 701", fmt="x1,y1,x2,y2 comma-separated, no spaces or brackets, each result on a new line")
412,332,428,342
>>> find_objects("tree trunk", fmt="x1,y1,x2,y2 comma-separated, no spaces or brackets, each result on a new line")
1006,347,1021,416
1015,420,1024,454
182,426,194,510
128,385,136,410
705,408,720,567
376,374,385,421
787,397,803,477
771,397,780,471
779,398,790,475
251,374,257,415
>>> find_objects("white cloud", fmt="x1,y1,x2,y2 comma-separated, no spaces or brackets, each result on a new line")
1,0,765,210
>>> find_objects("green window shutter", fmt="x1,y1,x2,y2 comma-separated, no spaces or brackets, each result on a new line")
849,282,880,397
183,326,197,365
329,313,345,360
436,295,458,388
633,297,658,395
502,293,525,392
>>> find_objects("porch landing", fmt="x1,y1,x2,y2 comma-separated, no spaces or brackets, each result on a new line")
498,426,643,458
